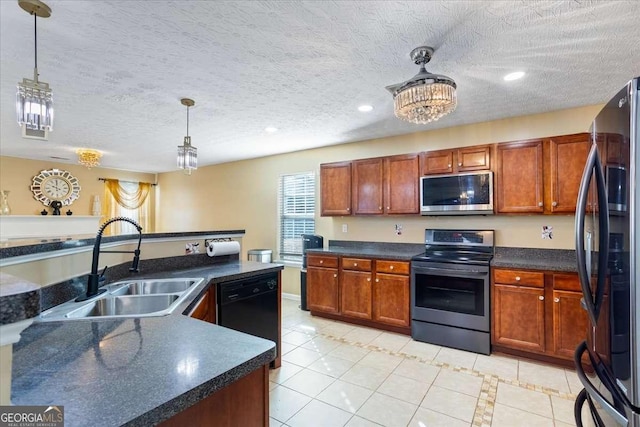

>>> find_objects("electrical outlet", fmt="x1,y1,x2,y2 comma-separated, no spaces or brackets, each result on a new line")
395,224,403,235
342,224,348,233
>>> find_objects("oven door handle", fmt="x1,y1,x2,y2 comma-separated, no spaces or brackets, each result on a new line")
413,266,488,277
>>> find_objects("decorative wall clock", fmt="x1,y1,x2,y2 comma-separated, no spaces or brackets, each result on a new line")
31,169,81,206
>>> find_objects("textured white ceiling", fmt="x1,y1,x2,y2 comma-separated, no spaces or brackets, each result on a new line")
1,1,639,173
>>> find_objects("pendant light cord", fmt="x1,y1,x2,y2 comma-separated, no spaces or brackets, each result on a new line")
34,13,37,69
186,105,190,137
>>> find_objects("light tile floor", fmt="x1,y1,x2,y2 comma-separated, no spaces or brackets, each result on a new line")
271,299,584,427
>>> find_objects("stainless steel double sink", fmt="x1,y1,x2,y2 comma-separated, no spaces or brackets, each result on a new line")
39,278,205,321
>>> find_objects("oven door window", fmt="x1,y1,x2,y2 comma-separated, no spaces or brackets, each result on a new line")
414,273,485,316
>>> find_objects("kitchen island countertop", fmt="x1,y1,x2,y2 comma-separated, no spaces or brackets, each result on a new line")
9,260,282,427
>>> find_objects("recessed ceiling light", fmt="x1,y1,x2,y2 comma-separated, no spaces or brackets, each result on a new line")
265,127,278,133
504,71,525,81
358,105,373,112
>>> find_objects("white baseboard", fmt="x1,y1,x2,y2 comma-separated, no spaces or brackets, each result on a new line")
282,292,301,302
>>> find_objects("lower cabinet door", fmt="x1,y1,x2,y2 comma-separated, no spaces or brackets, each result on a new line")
552,290,589,359
340,271,372,319
493,284,546,352
307,267,339,314
372,273,410,327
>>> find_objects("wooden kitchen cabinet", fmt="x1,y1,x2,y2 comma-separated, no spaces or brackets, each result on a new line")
307,255,411,334
373,260,410,327
420,145,491,175
161,364,269,427
384,154,420,214
551,273,590,359
493,280,546,353
307,254,340,314
340,257,373,319
352,158,384,215
320,161,352,216
496,134,590,214
548,134,592,213
495,139,545,213
351,154,420,215
492,268,590,365
340,270,373,320
189,289,214,323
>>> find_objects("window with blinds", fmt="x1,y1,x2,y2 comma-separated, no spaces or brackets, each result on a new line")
278,172,315,263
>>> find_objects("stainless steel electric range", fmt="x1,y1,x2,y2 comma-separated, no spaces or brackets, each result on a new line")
411,229,494,355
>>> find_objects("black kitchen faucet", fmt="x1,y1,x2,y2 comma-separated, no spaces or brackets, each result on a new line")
76,216,143,302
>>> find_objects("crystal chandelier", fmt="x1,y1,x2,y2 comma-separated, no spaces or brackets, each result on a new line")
77,149,102,169
386,46,457,124
177,98,197,175
16,0,54,133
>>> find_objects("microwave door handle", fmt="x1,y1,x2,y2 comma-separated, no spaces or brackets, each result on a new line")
575,144,599,325
593,151,609,320
574,341,629,427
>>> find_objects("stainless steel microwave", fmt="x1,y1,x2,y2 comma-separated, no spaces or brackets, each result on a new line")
420,171,494,215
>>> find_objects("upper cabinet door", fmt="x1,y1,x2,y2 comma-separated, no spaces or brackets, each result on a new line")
420,149,454,175
320,162,352,216
384,154,420,214
352,158,384,215
496,139,545,213
548,133,591,213
457,145,491,172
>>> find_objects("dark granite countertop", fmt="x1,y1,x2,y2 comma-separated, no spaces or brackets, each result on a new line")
10,260,283,426
305,241,578,272
306,240,424,261
492,247,578,272
0,229,245,260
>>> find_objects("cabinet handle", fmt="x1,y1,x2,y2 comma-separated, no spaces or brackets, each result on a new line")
458,162,462,167
515,276,521,281
387,206,390,209
320,260,323,264
390,265,394,270
379,206,382,210
375,279,379,282
552,201,558,207
333,274,337,278
554,297,560,303
347,207,350,211
538,296,545,301
367,278,371,282
538,202,543,207
448,164,452,168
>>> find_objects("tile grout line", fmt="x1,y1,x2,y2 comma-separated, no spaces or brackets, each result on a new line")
310,329,576,426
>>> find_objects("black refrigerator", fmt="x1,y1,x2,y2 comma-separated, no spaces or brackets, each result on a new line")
574,77,639,426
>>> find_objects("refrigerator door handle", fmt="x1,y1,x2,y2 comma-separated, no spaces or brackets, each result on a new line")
576,144,600,325
574,341,629,427
592,147,609,322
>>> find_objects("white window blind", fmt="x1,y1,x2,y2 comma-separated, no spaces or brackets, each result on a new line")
278,172,315,263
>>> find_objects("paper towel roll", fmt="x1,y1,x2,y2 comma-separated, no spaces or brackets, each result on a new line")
207,240,240,257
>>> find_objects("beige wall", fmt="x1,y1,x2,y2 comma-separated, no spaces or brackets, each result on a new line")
0,157,157,231
156,104,602,251
1,104,602,296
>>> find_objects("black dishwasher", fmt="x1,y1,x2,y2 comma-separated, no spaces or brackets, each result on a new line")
216,273,278,366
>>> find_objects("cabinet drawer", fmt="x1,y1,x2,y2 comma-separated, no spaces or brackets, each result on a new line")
552,273,582,292
307,254,338,268
375,260,410,275
494,269,544,287
341,257,372,271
